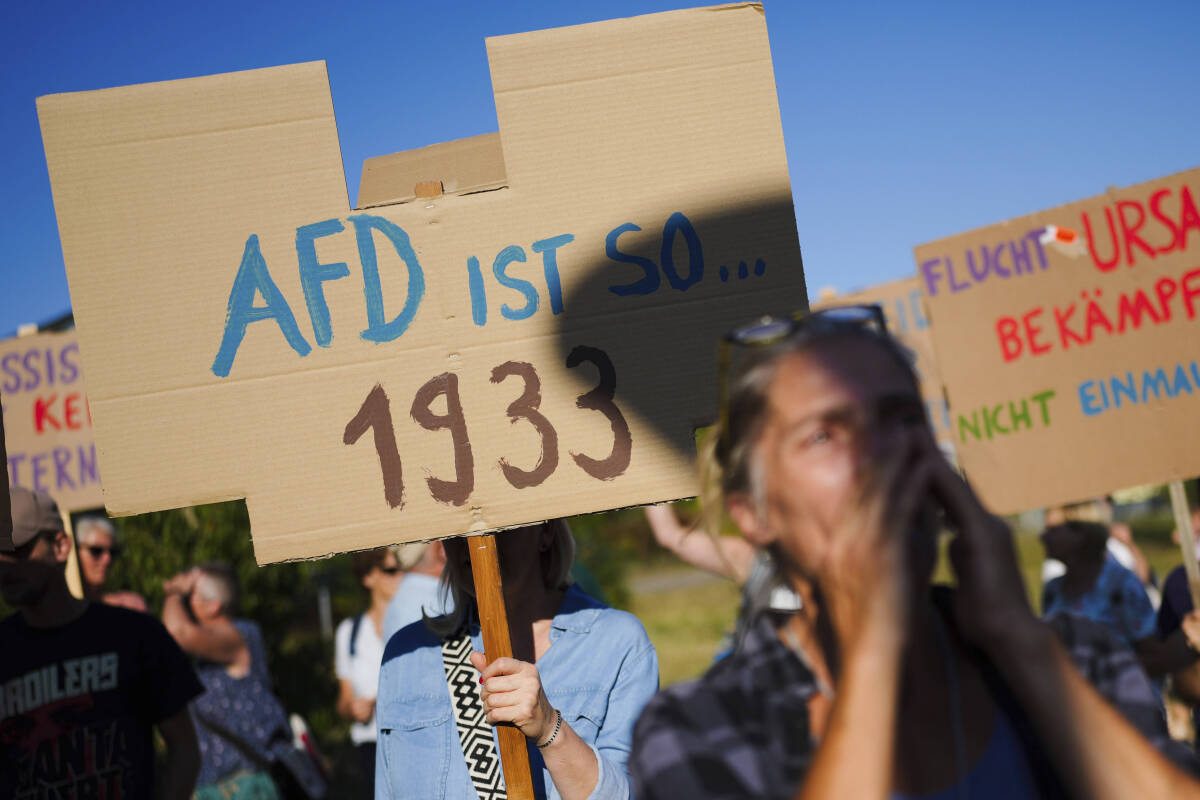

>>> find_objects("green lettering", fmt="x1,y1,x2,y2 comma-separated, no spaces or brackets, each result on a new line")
1031,389,1056,425
983,404,1009,438
1008,399,1032,431
957,411,982,443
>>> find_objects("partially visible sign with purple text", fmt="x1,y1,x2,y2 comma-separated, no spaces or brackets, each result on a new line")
1,330,102,512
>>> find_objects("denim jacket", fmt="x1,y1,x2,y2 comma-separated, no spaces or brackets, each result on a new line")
376,585,658,800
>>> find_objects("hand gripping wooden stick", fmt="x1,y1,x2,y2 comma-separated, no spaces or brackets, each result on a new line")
469,533,535,800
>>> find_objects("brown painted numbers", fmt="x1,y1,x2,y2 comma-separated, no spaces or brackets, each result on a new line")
343,346,631,509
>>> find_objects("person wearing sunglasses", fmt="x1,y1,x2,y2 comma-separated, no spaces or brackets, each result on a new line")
75,515,147,612
335,547,405,796
2,487,203,800
630,306,1200,800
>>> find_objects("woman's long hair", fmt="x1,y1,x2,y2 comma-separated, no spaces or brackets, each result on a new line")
424,519,576,639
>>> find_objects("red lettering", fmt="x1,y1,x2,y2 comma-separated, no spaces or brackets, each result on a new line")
1180,186,1200,253
1149,188,1182,255
1082,207,1120,272
996,317,1022,362
1084,297,1114,341
1117,200,1155,265
1115,289,1161,332
1155,277,1178,321
33,395,61,433
1054,304,1086,350
63,393,83,429
1183,267,1200,320
1022,307,1050,355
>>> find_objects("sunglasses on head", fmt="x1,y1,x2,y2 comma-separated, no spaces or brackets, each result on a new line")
85,545,121,559
716,304,889,448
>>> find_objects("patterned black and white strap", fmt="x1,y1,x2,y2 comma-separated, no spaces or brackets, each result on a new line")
442,634,508,800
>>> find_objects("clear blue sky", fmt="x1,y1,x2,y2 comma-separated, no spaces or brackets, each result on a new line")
2,0,1196,334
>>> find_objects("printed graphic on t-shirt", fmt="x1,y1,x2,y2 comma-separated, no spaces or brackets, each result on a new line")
0,652,136,798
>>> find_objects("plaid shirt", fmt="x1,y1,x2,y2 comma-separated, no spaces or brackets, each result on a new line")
1047,610,1198,772
631,612,816,800
631,595,1197,800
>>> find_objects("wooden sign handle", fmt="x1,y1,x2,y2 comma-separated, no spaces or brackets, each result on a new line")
468,533,535,800
1168,481,1200,610
61,509,84,600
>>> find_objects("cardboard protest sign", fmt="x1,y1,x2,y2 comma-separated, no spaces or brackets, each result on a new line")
38,4,806,563
1,394,9,542
814,277,955,460
1,330,102,512
917,167,1200,513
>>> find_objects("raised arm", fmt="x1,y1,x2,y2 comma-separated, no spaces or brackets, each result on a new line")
161,570,248,668
643,504,755,584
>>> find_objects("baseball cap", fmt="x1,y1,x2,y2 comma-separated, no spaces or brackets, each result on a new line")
4,487,62,552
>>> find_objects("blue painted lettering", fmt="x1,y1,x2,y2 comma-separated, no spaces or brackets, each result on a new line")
606,223,659,296
531,234,574,315
1079,381,1105,416
1142,368,1171,401
211,235,311,378
492,246,538,321
348,214,426,344
296,219,350,347
467,256,487,327
660,212,703,291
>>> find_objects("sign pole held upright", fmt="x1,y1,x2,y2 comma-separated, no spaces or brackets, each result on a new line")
468,534,535,800
1,396,9,542
1168,481,1200,610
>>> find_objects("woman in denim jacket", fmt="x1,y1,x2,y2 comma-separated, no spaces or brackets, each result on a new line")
375,520,658,800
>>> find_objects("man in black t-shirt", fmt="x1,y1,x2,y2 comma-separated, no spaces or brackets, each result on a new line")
1,486,205,799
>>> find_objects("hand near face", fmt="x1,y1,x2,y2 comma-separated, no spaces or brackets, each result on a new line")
470,651,557,743
162,569,198,596
817,427,935,649
929,455,1039,652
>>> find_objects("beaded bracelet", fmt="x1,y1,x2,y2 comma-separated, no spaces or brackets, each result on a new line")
537,708,563,749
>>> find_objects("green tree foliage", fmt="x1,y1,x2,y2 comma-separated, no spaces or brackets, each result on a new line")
103,500,363,750
93,501,645,749
0,495,654,778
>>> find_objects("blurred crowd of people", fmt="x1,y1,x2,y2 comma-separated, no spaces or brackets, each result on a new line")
7,306,1200,799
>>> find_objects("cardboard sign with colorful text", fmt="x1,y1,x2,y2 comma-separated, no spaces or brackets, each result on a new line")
917,167,1200,513
1,330,102,512
38,4,806,563
1,393,9,541
814,277,955,461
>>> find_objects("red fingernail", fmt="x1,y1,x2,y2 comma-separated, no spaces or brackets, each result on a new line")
478,677,484,684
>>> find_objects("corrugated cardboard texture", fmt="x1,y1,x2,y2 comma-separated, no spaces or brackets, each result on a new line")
358,133,507,208
1,330,103,512
917,167,1200,514
814,277,955,462
38,3,806,563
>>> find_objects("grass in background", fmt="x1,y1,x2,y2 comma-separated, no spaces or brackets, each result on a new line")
629,511,1194,688
628,565,740,686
